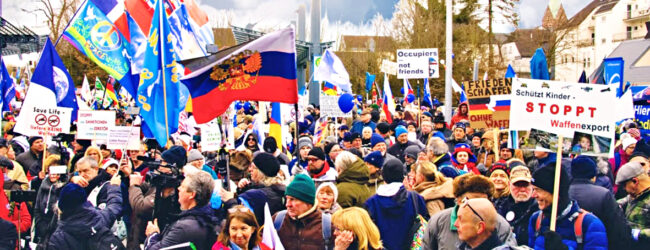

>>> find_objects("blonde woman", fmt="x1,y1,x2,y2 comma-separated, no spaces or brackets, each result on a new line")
410,161,454,216
332,207,383,250
84,146,103,168
487,162,511,212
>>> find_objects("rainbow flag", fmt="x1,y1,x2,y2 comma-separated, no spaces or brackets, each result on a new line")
313,117,329,146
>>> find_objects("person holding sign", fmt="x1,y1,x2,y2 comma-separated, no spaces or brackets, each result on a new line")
528,164,608,249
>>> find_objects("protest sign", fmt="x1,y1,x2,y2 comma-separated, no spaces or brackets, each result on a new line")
20,106,72,137
201,125,222,152
464,78,512,129
320,94,352,118
107,126,140,150
77,110,116,140
510,78,617,155
396,49,439,79
380,59,397,75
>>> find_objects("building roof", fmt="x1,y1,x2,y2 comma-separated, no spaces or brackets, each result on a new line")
508,29,552,57
339,36,394,52
0,17,42,55
594,1,619,15
566,0,617,28
600,38,650,84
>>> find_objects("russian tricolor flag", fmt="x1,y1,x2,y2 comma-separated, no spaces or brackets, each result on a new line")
402,79,415,104
180,28,298,124
382,73,395,123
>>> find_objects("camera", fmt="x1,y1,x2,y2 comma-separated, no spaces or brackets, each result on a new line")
138,156,184,189
9,190,37,203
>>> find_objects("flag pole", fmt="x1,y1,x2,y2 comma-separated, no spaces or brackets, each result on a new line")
54,0,89,47
158,0,170,148
294,103,300,162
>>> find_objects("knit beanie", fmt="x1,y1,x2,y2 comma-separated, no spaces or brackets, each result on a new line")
571,156,597,179
298,137,313,150
382,158,405,183
161,145,187,167
28,136,43,146
395,125,408,138
364,151,384,168
324,142,336,156
370,133,385,148
622,137,638,151
532,163,570,196
630,139,650,159
58,183,87,213
263,137,278,153
376,122,390,134
487,162,510,177
252,152,280,177
316,182,339,203
308,147,326,161
404,145,420,160
187,149,204,163
285,174,316,205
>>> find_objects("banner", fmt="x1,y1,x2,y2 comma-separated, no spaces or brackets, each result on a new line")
201,125,222,152
603,57,624,85
319,94,352,118
380,59,397,75
510,78,617,155
464,78,512,129
107,126,141,150
77,111,116,140
21,106,72,137
396,49,439,79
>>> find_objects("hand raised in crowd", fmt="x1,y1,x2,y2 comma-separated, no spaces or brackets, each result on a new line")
334,230,354,250
109,174,121,186
119,157,132,176
38,171,46,180
70,175,89,187
145,219,160,237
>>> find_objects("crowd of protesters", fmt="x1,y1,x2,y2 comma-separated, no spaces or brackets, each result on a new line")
0,99,649,250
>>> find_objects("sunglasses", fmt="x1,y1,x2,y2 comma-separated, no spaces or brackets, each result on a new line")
462,197,484,222
228,207,251,214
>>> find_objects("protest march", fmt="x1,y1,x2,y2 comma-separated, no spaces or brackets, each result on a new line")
1,0,650,250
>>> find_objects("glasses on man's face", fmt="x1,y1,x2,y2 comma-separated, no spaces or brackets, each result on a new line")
461,197,484,222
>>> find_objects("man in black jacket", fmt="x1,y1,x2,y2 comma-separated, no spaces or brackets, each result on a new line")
15,136,44,176
69,156,112,207
569,156,633,249
495,165,538,246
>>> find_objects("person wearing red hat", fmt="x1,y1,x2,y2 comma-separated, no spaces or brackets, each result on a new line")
451,143,480,175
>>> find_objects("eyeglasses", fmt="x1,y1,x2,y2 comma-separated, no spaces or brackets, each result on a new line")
247,138,256,141
461,197,484,222
228,207,251,214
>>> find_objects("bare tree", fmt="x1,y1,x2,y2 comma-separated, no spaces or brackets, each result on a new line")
37,0,81,42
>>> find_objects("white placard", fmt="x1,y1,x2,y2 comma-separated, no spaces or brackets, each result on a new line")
77,110,116,140
380,59,397,75
107,126,141,150
396,48,439,79
20,106,72,137
319,94,352,118
201,125,222,152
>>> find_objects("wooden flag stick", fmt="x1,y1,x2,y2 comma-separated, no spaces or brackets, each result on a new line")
549,135,564,231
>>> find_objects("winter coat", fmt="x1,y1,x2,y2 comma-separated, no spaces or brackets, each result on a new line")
364,183,429,250
310,162,338,187
7,160,28,190
496,196,538,246
274,207,334,250
33,176,67,242
238,184,286,224
618,187,650,248
127,183,156,250
446,137,472,152
0,218,17,250
144,205,220,250
570,178,633,249
422,206,518,250
336,159,372,208
366,171,384,195
351,120,376,135
413,178,454,216
288,158,308,176
527,201,608,250
387,141,420,163
46,184,122,249
16,149,43,176
0,174,31,236
211,241,265,250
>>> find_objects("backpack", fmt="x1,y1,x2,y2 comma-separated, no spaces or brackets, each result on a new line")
274,210,331,250
534,209,589,250
408,191,427,250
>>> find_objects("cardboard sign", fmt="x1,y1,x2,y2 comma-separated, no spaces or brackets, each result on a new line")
77,110,116,140
510,78,617,155
22,106,72,137
464,78,512,129
319,94,352,118
201,125,222,152
396,49,439,79
380,59,398,75
107,126,141,150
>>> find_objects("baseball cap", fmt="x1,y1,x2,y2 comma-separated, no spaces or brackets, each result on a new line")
509,166,532,184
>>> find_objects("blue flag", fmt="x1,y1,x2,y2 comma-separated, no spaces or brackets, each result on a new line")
423,78,433,107
578,70,587,83
0,59,16,112
365,72,375,93
137,0,182,147
460,82,468,103
24,39,78,120
530,48,550,80
603,57,624,85
505,64,516,78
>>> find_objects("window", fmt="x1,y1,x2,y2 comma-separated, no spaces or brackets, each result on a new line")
628,4,632,19
628,26,633,39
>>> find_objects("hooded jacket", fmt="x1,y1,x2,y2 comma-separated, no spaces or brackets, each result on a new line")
145,205,220,250
413,178,455,216
46,184,122,249
336,159,372,208
33,175,68,242
365,183,429,250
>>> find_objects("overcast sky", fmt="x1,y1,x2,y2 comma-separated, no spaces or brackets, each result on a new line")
2,0,594,37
